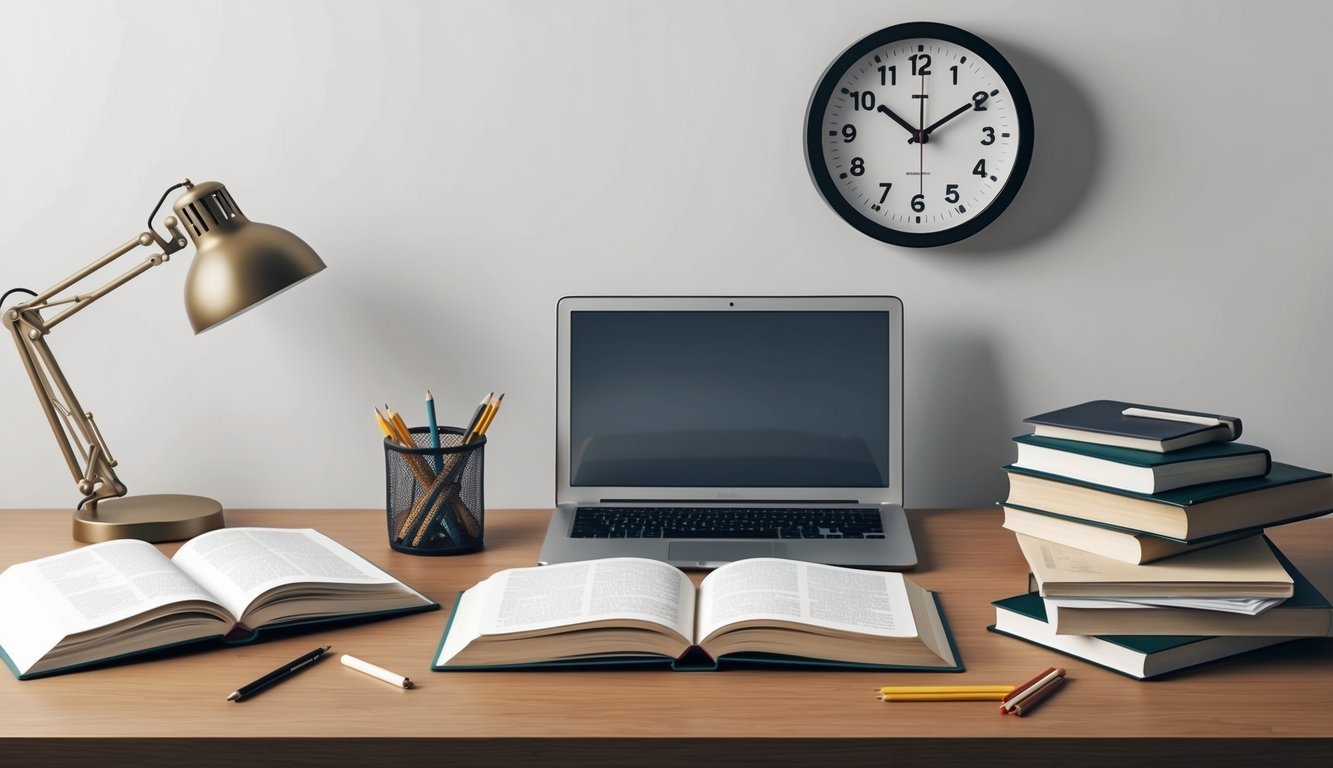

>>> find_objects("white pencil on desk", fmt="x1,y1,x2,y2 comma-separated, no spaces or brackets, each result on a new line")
341,654,414,689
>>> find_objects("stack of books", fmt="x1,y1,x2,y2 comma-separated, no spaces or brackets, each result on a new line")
988,400,1333,679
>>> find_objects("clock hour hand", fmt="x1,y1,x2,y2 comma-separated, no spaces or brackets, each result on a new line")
910,102,974,143
876,104,922,140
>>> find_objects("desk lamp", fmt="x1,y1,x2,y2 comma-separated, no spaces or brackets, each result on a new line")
3,179,325,543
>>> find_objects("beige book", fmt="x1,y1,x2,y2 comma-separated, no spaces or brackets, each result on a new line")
1015,532,1294,599
1001,506,1247,565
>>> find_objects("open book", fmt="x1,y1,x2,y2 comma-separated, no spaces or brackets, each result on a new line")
0,527,438,679
434,557,960,671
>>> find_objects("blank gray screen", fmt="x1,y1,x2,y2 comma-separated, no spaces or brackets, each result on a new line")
569,310,891,488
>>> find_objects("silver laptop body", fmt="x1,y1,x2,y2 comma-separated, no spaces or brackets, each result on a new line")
538,296,916,570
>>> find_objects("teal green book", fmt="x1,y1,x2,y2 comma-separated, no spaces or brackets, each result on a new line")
0,528,439,680
1012,434,1271,494
1004,462,1333,540
989,592,1300,679
432,557,962,672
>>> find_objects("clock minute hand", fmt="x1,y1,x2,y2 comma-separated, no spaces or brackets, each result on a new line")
912,102,974,143
876,104,921,140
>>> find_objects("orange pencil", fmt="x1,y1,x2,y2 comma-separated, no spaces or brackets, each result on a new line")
1011,675,1065,717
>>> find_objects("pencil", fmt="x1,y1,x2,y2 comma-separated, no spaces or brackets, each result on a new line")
1000,667,1065,714
386,406,414,447
1001,666,1059,704
425,390,442,472
375,408,398,443
880,692,1009,702
879,685,1013,694
460,393,493,444
1011,675,1065,717
474,392,504,437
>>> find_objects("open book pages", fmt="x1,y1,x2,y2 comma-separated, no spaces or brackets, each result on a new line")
0,528,433,678
435,556,957,670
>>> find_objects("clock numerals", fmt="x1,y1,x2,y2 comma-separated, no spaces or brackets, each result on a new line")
805,23,1033,246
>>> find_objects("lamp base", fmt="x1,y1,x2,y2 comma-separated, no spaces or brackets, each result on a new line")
73,494,225,543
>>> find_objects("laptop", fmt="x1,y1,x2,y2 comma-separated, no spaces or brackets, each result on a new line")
537,296,917,570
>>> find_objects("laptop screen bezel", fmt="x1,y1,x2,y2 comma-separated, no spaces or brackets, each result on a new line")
555,295,904,506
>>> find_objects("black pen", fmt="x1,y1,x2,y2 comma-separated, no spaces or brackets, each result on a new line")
226,646,330,702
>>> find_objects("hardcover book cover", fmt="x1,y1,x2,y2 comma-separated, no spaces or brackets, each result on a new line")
1024,400,1241,451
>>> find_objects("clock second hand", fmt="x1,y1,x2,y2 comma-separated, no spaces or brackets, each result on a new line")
917,74,926,198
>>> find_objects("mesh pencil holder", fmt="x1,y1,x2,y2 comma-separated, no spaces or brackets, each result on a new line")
384,426,485,555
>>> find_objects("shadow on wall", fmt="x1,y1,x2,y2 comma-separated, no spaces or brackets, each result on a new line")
952,38,1103,254
909,329,1015,507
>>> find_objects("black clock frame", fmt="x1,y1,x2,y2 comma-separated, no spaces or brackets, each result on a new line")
804,21,1035,248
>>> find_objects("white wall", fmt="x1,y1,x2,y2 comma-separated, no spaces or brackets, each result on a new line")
1,0,1329,511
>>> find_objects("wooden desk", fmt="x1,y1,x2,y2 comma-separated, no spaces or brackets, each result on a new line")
2,508,1331,767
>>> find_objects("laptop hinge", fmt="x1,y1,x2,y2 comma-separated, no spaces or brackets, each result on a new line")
595,498,863,505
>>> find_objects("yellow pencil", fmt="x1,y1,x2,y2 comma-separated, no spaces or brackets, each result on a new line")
878,685,1014,695
375,408,399,443
475,392,504,437
385,406,414,447
880,692,1009,702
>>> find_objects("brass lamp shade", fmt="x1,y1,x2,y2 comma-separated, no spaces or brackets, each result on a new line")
175,181,326,334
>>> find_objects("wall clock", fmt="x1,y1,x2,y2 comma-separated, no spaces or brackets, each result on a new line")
805,22,1034,248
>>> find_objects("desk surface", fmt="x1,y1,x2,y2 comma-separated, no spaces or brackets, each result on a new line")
2,507,1332,767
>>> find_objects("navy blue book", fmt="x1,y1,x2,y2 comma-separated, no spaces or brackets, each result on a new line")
434,557,961,672
1024,400,1241,452
1012,433,1270,494
0,528,438,680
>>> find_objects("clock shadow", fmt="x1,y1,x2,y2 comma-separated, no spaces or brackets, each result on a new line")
949,39,1103,255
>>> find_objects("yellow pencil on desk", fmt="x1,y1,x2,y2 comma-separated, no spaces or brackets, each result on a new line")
878,685,1014,695
880,691,1010,702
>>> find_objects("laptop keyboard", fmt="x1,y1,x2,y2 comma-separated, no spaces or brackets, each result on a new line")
571,507,885,539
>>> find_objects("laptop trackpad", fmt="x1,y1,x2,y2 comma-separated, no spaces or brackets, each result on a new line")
669,542,784,565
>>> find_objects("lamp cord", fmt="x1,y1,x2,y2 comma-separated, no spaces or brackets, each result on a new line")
147,179,193,232
1,287,37,308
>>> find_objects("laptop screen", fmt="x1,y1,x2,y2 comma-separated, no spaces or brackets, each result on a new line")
568,310,892,488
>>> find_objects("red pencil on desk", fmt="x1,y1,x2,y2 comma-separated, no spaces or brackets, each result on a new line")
1000,666,1063,713
1011,675,1065,717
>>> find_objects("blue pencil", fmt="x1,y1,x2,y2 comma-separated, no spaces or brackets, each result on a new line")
426,390,442,472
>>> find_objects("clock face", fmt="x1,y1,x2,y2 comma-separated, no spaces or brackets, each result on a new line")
805,23,1034,247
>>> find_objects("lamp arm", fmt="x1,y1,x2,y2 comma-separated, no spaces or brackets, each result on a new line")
4,196,192,509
